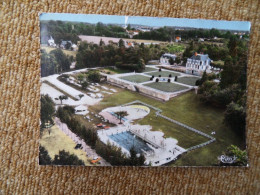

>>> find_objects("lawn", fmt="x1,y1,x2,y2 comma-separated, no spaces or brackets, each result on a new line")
41,46,77,57
101,67,131,74
146,70,180,77
40,125,91,165
176,76,200,86
142,67,157,72
120,75,150,83
144,82,189,92
89,88,244,166
136,110,208,148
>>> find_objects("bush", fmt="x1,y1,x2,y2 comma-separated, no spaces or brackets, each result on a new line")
224,102,246,135
156,78,159,82
88,71,101,83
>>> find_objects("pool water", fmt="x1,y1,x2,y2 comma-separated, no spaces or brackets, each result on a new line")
109,131,152,154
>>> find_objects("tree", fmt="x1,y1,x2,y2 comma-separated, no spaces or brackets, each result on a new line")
224,145,247,166
53,150,85,165
196,71,208,86
78,94,84,99
77,74,84,84
169,57,174,65
58,95,68,104
114,111,128,124
224,102,246,135
39,146,52,165
88,71,101,83
99,39,105,46
81,81,88,89
40,95,55,127
118,39,125,47
175,57,181,64
65,41,71,50
50,49,70,72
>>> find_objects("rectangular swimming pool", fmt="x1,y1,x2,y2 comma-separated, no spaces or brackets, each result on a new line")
109,131,152,154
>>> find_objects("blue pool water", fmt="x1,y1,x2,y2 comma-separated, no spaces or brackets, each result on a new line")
109,131,152,154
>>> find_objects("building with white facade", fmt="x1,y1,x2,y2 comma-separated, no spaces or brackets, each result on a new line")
47,36,56,47
160,53,176,65
186,53,212,76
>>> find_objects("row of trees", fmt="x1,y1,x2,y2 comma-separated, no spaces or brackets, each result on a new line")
39,146,85,165
76,40,162,72
41,49,72,77
40,94,55,128
56,106,146,166
133,27,248,42
196,35,248,137
182,41,229,64
40,21,128,45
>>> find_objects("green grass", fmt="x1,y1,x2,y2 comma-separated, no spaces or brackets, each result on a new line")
102,67,131,74
146,71,180,77
176,76,200,86
90,89,245,166
166,44,186,53
142,67,157,72
41,46,77,57
120,75,150,83
136,110,208,148
144,82,189,92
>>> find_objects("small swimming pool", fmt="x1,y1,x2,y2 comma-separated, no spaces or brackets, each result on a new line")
109,131,152,154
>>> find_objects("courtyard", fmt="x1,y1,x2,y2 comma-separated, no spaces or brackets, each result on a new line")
120,75,150,83
144,82,189,92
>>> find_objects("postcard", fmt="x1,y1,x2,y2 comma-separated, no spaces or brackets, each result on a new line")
39,13,250,166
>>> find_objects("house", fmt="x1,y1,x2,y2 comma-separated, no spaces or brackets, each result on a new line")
71,44,78,51
198,38,205,42
160,53,176,65
47,36,56,47
186,52,212,76
175,37,181,42
60,40,73,49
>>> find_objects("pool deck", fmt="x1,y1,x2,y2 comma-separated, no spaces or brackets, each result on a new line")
97,124,186,166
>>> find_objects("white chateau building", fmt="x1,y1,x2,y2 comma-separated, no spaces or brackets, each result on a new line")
47,36,56,47
186,53,212,76
160,53,176,65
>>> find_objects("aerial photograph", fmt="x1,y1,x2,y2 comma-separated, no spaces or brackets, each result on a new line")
39,13,250,166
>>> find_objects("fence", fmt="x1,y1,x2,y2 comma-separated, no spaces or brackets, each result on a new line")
122,100,216,151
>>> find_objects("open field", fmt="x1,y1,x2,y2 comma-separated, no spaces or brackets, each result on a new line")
41,46,77,57
120,75,150,83
144,82,189,92
146,70,180,77
89,88,243,166
176,76,200,86
40,125,91,165
79,35,167,45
